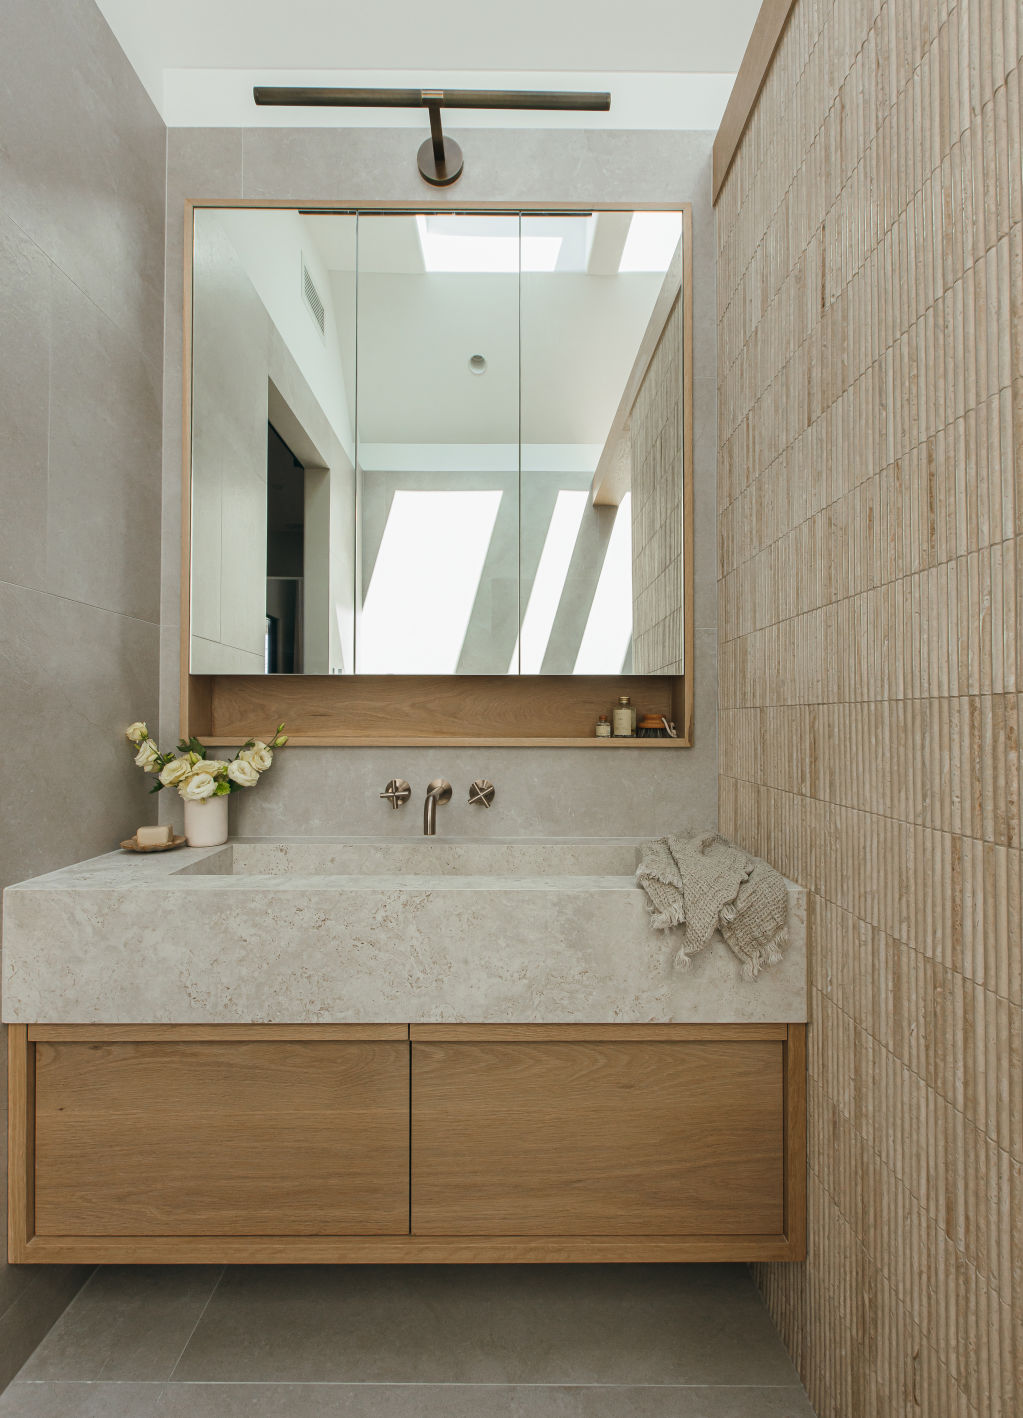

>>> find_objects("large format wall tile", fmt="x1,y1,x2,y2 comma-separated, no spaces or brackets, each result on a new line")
0,209,49,593
0,0,165,374
0,0,166,1379
716,2,1023,1415
229,743,719,840
0,582,159,892
46,270,162,623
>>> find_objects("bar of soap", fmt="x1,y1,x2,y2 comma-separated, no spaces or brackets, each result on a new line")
136,825,172,847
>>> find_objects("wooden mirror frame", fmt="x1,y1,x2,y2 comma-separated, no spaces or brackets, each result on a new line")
180,200,694,748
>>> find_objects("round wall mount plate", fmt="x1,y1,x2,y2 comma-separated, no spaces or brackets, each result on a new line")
418,135,464,186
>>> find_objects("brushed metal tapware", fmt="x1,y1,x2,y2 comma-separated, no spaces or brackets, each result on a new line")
423,779,452,835
379,779,411,809
468,780,496,808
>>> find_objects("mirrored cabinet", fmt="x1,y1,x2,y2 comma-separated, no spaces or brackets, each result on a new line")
184,205,693,745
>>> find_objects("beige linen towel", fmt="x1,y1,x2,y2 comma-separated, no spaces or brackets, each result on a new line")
636,832,788,978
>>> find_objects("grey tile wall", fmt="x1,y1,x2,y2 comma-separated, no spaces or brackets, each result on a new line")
0,0,166,1386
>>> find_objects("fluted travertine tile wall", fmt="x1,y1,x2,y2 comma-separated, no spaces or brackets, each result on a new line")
716,1,1021,1415
631,293,685,675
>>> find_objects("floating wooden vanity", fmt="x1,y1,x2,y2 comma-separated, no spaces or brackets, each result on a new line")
8,1022,805,1264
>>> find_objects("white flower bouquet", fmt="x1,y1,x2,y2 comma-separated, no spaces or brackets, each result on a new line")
125,721,287,800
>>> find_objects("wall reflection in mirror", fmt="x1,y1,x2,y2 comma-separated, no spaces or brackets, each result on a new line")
189,208,686,676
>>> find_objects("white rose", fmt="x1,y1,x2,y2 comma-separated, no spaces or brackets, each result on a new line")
180,771,216,801
228,758,259,787
196,759,229,777
158,757,191,787
134,740,160,772
125,722,148,744
241,742,273,772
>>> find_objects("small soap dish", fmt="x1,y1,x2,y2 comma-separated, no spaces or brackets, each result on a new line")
120,834,187,853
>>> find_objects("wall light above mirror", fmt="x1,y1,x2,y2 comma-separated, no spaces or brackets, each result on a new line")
188,205,688,691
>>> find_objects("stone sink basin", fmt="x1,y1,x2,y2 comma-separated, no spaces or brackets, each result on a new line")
216,837,642,879
2,837,807,1026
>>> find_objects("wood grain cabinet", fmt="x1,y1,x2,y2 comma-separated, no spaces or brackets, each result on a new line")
411,1031,785,1237
9,1023,805,1265
33,1035,409,1238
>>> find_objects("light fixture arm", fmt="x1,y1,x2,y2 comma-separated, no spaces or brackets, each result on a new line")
252,85,612,186
420,90,458,185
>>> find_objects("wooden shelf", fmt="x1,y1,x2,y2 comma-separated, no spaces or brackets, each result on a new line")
198,734,690,748
185,674,692,748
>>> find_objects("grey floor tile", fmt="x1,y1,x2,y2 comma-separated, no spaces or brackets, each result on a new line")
0,1267,89,1392
173,1264,800,1387
17,1268,223,1382
0,1384,816,1418
0,1382,165,1417
157,1383,815,1418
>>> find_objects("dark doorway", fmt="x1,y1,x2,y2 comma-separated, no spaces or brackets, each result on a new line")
266,423,305,673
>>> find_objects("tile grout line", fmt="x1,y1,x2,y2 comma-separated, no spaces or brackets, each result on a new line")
165,1268,226,1382
15,1379,813,1391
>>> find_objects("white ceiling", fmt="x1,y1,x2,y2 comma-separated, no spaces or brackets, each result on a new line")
94,0,760,127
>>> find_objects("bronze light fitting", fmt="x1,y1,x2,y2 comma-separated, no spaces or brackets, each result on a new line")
252,86,612,186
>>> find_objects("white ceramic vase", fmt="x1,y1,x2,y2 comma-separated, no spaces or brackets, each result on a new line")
183,794,229,847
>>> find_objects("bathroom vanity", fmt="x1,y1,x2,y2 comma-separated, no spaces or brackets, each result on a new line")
4,839,806,1265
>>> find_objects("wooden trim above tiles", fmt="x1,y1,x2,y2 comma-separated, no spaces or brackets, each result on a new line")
179,200,694,749
712,0,798,202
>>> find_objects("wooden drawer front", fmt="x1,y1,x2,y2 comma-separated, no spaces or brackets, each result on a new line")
411,1040,785,1236
34,1040,409,1236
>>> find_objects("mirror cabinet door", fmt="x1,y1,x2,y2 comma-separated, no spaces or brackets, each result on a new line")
190,208,358,676
355,213,520,675
188,208,685,679
519,211,684,676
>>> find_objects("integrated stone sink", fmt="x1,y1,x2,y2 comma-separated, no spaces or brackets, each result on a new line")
2,837,807,1026
217,838,642,878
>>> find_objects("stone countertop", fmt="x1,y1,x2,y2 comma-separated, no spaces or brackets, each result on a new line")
2,837,807,1025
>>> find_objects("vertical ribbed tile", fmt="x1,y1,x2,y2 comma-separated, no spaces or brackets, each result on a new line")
716,2,1021,1415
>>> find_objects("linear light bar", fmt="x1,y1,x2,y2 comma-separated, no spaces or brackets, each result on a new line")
252,86,612,187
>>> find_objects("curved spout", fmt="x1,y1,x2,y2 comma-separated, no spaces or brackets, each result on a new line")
422,779,452,836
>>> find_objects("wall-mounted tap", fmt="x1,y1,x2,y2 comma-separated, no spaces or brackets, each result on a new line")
468,779,495,808
423,779,452,836
379,779,411,809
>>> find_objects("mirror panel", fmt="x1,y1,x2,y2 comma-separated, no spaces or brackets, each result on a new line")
190,208,357,676
188,208,685,679
354,214,519,674
518,211,681,675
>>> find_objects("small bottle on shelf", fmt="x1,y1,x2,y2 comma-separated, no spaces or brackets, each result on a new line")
612,696,634,737
595,714,612,738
